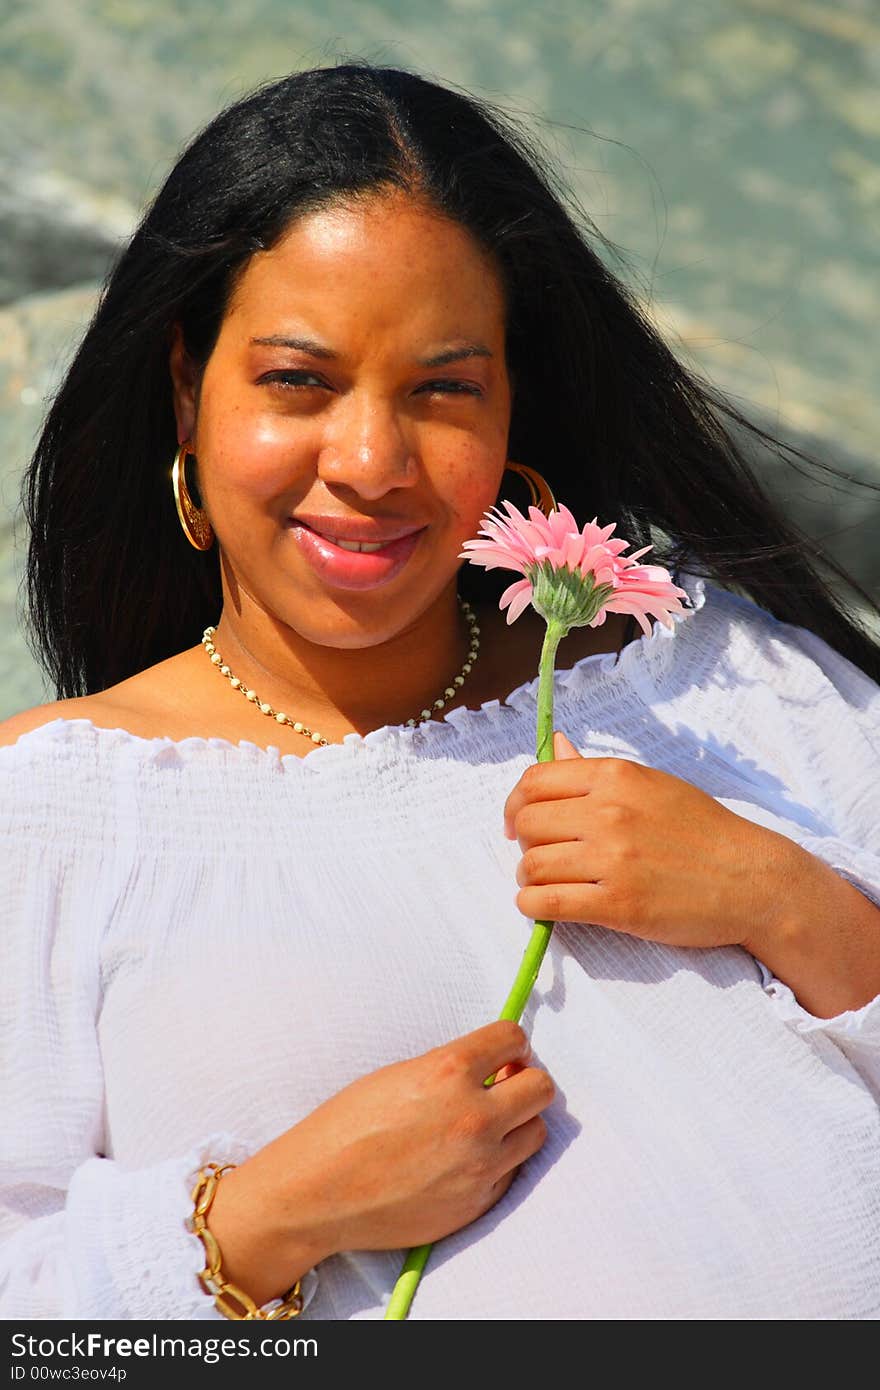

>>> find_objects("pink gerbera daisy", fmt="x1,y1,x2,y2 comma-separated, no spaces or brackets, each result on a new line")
459,499,689,635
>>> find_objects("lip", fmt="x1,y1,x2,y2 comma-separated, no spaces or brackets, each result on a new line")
288,520,428,591
292,515,428,543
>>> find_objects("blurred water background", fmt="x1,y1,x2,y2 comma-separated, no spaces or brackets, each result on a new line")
1,0,878,715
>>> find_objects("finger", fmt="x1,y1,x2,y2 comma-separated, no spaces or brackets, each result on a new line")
487,1167,517,1206
514,881,609,926
495,1114,549,1179
509,796,591,850
486,1064,556,1134
503,755,633,837
515,840,599,889
492,1059,526,1084
455,1019,530,1083
503,764,591,839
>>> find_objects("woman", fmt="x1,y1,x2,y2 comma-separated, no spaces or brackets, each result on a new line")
2,62,879,1321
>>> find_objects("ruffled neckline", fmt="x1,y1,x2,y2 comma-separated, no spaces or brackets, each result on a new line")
8,571,707,772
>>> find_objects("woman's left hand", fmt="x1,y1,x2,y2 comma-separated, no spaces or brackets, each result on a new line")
502,730,808,955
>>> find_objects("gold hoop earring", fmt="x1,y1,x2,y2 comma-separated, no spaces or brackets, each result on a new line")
503,461,558,517
172,442,215,551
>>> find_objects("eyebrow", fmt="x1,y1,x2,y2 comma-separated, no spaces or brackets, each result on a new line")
418,344,493,367
249,335,493,367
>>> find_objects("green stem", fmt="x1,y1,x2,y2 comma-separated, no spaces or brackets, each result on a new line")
534,619,566,765
385,620,567,1320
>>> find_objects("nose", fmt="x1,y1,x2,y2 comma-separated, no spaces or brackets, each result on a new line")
316,391,418,499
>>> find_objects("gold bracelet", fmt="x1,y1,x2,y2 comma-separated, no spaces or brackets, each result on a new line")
187,1162,304,1321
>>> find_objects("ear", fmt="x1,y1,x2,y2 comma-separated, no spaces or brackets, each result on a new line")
553,729,582,760
168,322,201,445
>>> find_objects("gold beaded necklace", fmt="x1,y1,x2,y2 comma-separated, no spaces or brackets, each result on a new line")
200,593,482,749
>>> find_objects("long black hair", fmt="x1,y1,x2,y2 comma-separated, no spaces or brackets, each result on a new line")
22,60,880,696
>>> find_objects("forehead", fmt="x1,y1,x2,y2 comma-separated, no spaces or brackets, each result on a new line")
224,192,507,333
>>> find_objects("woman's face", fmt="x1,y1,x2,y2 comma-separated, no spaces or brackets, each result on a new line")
172,189,514,650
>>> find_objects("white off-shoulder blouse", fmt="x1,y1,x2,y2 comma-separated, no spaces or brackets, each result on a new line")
2,572,880,1320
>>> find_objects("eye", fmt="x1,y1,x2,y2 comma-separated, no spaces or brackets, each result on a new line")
259,370,328,390
417,380,483,398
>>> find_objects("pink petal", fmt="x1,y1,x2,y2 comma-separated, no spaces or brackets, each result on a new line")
498,578,534,624
562,530,585,570
602,597,655,636
546,505,579,548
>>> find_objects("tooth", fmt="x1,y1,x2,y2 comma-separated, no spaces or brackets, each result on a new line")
329,537,387,553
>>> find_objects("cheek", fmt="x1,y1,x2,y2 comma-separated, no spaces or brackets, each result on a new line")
468,406,512,511
465,471,504,524
439,451,506,533
422,391,510,523
197,419,311,507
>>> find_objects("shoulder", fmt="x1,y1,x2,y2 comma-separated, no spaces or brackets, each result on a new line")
679,578,880,781
0,649,204,751
652,574,879,754
707,581,878,696
0,695,121,749
682,576,781,654
681,575,874,684
0,679,191,843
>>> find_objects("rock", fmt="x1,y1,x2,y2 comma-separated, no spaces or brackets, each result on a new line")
0,161,137,305
0,283,99,717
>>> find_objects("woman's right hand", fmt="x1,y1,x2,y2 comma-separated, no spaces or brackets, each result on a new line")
207,1020,555,1306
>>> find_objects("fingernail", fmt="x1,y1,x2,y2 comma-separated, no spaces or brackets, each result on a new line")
553,729,580,759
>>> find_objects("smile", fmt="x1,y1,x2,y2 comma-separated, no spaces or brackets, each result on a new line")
287,520,428,592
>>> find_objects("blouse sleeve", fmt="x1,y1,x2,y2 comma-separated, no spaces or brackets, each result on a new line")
0,738,318,1319
726,599,880,1094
